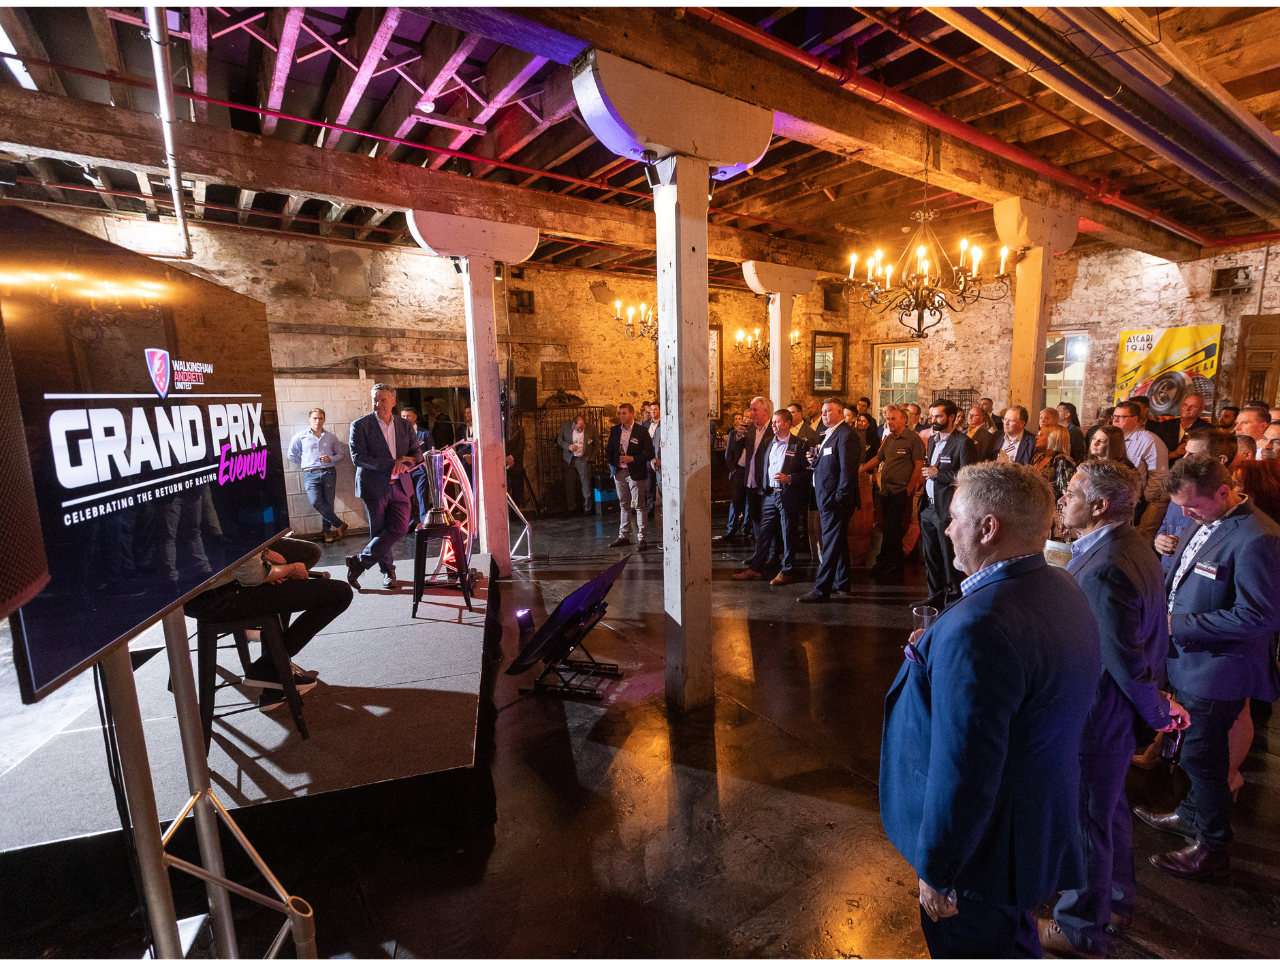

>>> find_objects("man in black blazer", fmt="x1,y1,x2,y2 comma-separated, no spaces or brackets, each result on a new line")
919,399,979,610
1042,462,1190,956
798,398,861,603
605,402,655,549
1134,455,1280,879
1151,393,1213,463
731,409,809,585
346,382,422,590
723,397,774,544
964,405,997,462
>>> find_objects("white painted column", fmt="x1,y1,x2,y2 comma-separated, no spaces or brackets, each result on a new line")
994,198,1078,412
406,210,538,579
654,153,714,711
461,255,511,576
743,261,816,414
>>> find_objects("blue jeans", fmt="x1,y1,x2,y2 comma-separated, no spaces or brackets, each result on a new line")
303,469,342,532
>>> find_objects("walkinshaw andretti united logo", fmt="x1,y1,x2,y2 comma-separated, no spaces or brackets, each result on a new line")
145,348,170,398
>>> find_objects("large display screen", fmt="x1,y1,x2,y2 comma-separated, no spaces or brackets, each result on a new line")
1,208,289,701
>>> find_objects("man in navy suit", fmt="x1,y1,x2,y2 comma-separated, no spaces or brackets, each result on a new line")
880,462,1100,958
995,405,1037,464
1134,455,1280,879
346,383,422,590
731,409,809,586
919,399,979,610
605,402,656,549
1040,461,1190,956
1154,429,1236,575
798,398,861,603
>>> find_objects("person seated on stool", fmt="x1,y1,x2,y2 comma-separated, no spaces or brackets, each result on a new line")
732,408,809,585
185,537,352,712
347,382,422,590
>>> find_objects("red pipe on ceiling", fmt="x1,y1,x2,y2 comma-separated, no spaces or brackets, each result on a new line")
686,6,1280,251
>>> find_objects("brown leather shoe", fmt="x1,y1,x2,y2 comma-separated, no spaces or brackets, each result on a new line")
1132,806,1196,841
1150,841,1230,880
770,573,795,585
1036,917,1102,958
732,569,763,581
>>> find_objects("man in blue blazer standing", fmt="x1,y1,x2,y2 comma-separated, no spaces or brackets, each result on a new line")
731,408,810,585
880,462,1100,957
798,398,861,603
1134,455,1280,879
1040,461,1190,956
346,383,422,590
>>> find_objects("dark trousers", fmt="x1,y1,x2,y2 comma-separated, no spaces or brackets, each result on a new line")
726,471,748,533
920,900,1042,959
1054,749,1135,954
564,457,591,509
878,489,911,570
185,539,350,683
920,502,962,608
1174,690,1247,849
744,487,765,541
749,492,798,574
357,486,413,574
813,501,853,594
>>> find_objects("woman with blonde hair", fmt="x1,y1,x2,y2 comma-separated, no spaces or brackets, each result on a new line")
1033,423,1077,499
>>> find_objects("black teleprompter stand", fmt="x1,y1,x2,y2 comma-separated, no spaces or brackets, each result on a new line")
524,602,622,701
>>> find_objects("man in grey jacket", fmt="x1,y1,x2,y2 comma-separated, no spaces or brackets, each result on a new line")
556,414,598,514
1040,461,1189,956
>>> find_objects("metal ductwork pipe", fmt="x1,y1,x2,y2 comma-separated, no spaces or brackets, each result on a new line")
981,7,1280,216
144,6,193,259
935,8,1280,222
1053,7,1280,183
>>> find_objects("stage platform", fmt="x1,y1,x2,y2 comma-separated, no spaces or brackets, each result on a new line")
0,556,493,852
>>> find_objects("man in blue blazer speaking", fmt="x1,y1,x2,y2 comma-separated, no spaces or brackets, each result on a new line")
1041,461,1189,957
346,382,422,590
1135,454,1280,879
880,462,1100,957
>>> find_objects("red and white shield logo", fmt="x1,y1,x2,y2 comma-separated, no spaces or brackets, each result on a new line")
145,348,170,398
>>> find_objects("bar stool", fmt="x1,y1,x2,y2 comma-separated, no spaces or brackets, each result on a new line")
193,613,309,753
411,519,472,618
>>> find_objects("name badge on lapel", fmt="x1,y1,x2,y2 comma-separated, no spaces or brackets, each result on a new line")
939,456,952,464
1194,560,1220,580
824,447,833,456
784,451,794,458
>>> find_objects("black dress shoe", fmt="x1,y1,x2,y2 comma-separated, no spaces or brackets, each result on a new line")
797,591,828,604
1132,806,1197,841
609,536,631,548
345,556,363,590
1150,841,1230,880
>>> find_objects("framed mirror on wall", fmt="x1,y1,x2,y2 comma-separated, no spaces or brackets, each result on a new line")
811,331,849,396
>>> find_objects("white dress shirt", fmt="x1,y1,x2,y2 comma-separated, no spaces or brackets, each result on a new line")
377,415,397,457
765,436,789,490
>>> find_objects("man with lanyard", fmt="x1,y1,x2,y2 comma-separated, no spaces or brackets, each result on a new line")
732,409,809,585
1134,455,1280,880
997,406,1036,464
287,407,349,542
862,405,924,579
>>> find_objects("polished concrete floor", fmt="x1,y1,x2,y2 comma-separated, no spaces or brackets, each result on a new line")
6,506,1280,957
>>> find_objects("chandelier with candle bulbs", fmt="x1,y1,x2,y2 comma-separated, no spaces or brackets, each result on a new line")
613,299,658,342
843,153,1012,339
735,298,802,369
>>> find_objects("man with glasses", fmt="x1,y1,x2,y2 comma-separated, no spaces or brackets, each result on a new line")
1113,401,1170,546
997,406,1036,465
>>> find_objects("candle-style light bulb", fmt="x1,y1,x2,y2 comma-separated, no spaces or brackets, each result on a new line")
737,329,745,342
627,307,635,325
868,259,874,282
615,300,622,316
972,247,982,273
960,238,969,271
884,264,893,287
874,249,883,267
1000,246,1008,275
849,253,858,279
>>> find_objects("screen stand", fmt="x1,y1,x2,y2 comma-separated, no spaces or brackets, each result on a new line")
524,601,622,701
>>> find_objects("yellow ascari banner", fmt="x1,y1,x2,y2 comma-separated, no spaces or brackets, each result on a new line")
1114,324,1223,416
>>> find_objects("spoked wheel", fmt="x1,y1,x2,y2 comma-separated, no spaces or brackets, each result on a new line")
430,446,475,580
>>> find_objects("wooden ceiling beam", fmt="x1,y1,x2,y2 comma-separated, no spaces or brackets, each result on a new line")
471,64,577,178
258,8,305,137
512,7,1198,259
85,8,133,111
0,87,849,274
0,7,65,97
320,7,404,149
509,124,597,188
366,25,482,160
188,7,209,124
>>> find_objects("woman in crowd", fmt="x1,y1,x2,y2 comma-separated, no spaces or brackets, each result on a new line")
1083,406,1116,450
855,412,879,461
1033,424,1078,500
1086,423,1144,489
